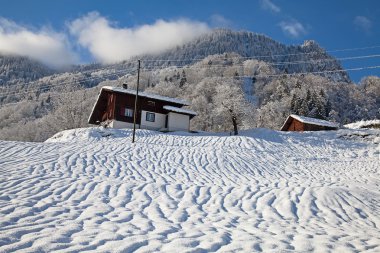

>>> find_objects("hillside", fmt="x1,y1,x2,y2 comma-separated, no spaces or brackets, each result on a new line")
0,54,55,86
0,128,379,252
138,29,350,82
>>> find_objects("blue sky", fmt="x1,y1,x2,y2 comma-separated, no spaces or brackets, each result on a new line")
0,0,379,82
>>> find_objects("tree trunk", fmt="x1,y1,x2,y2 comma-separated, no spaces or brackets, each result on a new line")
232,115,238,135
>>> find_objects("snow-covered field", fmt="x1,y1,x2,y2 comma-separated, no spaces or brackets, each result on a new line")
0,128,379,252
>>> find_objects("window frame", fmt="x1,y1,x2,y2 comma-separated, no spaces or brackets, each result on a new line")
146,112,155,122
124,108,134,118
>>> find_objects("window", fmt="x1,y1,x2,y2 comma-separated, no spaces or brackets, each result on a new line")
147,101,155,107
146,112,155,122
122,108,133,117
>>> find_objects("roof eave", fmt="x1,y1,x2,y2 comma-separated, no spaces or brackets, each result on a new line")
280,116,292,131
165,110,197,117
102,86,190,106
87,89,103,124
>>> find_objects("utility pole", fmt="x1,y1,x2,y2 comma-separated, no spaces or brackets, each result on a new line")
132,60,141,143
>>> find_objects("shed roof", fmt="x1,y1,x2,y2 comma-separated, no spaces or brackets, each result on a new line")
280,114,339,131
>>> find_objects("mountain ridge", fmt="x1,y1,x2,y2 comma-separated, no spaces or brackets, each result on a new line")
134,29,350,82
0,29,350,90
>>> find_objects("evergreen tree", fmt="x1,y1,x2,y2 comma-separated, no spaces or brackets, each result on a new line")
290,94,297,113
325,99,332,118
179,70,187,87
306,89,313,112
299,98,309,116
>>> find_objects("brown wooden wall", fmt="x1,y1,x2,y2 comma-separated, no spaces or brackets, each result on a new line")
304,124,327,131
114,93,139,123
286,118,336,131
288,119,305,131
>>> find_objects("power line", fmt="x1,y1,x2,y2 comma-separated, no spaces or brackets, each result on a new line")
1,48,380,99
139,53,380,71
0,62,138,93
0,68,137,97
0,71,127,97
327,45,380,53
231,65,380,78
2,49,379,96
2,64,379,99
0,91,88,108
141,44,380,62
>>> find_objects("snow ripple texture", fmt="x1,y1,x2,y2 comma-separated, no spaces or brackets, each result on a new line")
0,128,379,252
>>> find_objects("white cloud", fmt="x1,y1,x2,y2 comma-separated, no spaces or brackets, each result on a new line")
279,20,307,38
0,18,78,68
68,12,210,64
260,0,281,13
210,14,232,28
354,16,372,34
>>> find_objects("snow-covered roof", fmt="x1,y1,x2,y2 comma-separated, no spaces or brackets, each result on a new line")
344,119,380,129
163,105,197,116
289,114,339,128
102,86,190,106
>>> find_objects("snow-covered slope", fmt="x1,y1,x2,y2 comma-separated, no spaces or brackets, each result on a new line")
0,128,379,252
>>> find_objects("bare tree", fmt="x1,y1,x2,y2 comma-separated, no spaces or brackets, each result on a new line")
213,79,255,135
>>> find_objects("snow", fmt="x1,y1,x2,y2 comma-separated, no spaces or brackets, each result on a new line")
1,127,380,252
163,105,197,116
288,114,340,128
102,86,190,105
344,119,380,129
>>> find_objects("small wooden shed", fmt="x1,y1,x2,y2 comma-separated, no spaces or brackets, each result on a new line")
280,114,339,131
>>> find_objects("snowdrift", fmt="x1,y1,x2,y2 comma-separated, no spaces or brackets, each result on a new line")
0,128,379,252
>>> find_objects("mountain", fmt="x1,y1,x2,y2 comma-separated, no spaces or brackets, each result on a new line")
136,29,351,82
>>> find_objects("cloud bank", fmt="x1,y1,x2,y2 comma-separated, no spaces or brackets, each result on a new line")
68,12,210,64
354,16,372,34
0,13,211,66
279,20,307,38
0,18,78,68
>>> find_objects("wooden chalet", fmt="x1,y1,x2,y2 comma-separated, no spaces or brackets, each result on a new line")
88,86,197,132
280,114,339,131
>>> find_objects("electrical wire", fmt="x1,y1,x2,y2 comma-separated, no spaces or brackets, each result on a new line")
138,53,380,71
2,65,379,99
0,68,137,97
141,45,380,62
3,46,380,94
1,43,380,99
